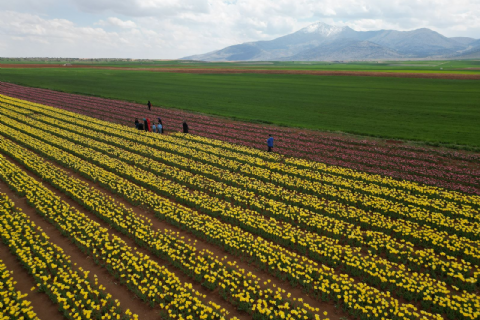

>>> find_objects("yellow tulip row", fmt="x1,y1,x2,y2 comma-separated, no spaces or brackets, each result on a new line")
0,114,473,320
6,94,480,232
0,193,132,320
2,97,477,240
175,132,480,210
1,101,478,271
1,94,477,220
0,124,323,320
0,257,39,320
68,103,480,215
3,94,480,318
129,128,480,231
10,107,478,289
0,116,444,320
0,156,230,320
1,101,478,278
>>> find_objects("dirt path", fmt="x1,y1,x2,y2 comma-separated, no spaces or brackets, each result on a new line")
1,63,479,80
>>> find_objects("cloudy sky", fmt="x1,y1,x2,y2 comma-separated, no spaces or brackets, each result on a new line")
0,0,479,59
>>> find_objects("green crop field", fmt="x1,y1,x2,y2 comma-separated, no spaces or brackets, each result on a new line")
2,58,480,73
0,67,479,147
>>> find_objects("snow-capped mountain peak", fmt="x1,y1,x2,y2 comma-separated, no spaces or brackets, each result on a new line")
301,22,345,36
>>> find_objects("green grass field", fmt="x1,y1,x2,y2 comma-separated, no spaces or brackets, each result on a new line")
2,58,480,73
0,67,479,147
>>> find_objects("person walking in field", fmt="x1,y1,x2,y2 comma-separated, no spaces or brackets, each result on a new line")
148,100,152,111
146,118,152,132
157,122,163,134
152,122,157,133
143,118,148,132
182,120,189,134
267,134,274,152
157,117,164,133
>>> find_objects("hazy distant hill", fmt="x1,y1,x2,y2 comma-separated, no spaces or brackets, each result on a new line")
182,22,478,61
453,39,480,59
285,39,404,61
450,37,478,46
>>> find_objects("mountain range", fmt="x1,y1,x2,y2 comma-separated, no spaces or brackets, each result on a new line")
182,22,480,61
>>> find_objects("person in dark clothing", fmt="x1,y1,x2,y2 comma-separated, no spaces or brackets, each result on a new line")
267,134,274,152
134,118,139,129
157,117,164,133
137,122,144,130
182,120,189,133
147,101,151,111
143,118,148,132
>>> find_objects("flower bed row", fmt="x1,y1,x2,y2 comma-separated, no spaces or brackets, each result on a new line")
8,105,478,288
0,128,447,320
0,193,133,320
3,81,477,164
0,254,39,320
0,127,322,320
4,98,480,247
0,156,229,320
174,132,480,189
0,114,477,320
5,93,475,214
2,94,478,224
0,81,478,195
174,133,480,217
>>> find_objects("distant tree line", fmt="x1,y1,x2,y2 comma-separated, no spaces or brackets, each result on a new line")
0,58,159,64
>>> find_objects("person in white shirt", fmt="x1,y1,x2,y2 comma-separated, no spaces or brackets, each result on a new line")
151,122,157,133
157,123,163,134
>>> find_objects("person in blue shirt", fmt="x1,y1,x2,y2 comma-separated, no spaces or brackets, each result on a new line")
267,134,274,152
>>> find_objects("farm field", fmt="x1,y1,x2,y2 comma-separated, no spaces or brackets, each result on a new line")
0,87,480,320
0,81,479,195
1,59,480,73
0,68,479,148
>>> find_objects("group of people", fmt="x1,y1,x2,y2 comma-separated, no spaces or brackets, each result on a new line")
135,117,164,133
142,100,274,152
135,101,190,134
135,116,190,134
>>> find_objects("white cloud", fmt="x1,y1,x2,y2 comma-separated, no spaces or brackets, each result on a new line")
0,0,479,58
97,17,137,29
71,0,210,17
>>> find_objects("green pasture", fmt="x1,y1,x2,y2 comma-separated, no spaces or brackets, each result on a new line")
0,67,479,148
1,58,480,74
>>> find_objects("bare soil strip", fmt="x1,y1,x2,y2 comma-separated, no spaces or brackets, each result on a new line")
1,64,479,80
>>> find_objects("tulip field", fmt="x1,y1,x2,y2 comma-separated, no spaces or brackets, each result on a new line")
0,88,479,320
0,81,478,195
